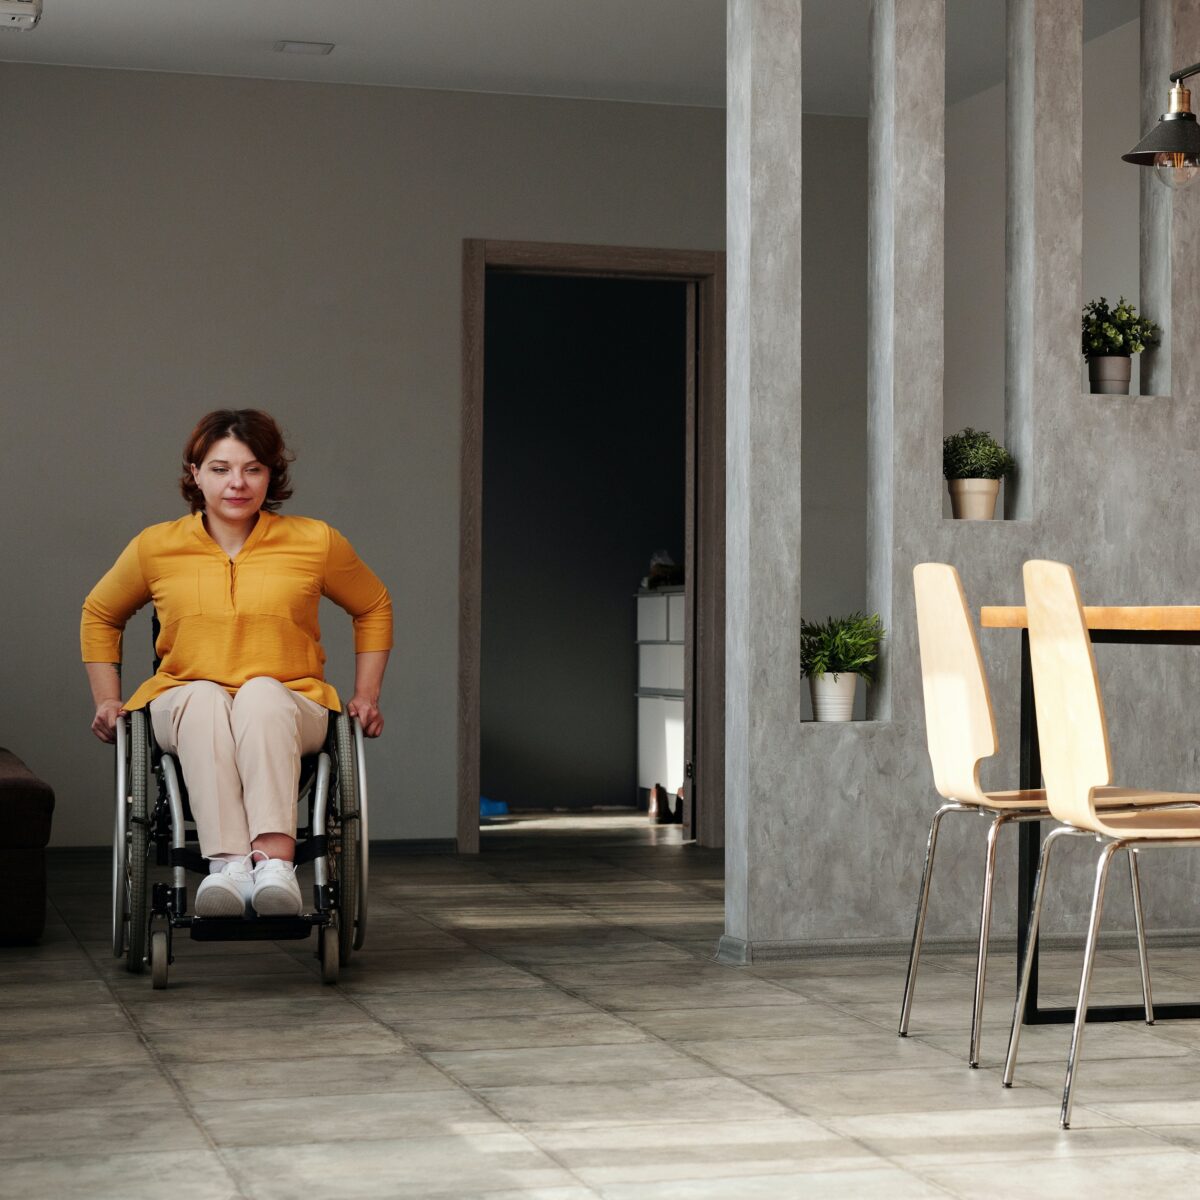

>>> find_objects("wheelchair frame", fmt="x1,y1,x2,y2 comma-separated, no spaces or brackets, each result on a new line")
111,703,369,988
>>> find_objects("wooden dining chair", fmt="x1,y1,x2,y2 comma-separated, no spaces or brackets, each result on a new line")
1003,559,1200,1128
901,562,1154,1069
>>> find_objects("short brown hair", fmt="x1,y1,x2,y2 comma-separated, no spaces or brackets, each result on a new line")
180,409,295,514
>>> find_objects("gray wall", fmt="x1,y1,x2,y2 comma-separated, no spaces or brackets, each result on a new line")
944,18,1143,491
0,62,723,845
800,116,871,720
726,0,1200,956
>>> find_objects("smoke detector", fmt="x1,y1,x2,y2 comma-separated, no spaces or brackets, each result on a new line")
0,0,41,31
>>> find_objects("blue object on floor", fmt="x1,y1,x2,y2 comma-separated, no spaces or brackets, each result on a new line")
480,797,509,817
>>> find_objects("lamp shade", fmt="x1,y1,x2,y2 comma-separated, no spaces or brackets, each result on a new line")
1122,111,1200,164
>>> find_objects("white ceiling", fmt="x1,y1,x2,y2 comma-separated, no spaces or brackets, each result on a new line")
0,0,1139,114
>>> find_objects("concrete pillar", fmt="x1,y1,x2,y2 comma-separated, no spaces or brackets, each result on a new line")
1170,0,1200,401
1141,0,1173,398
722,0,804,959
866,0,945,724
1007,0,1082,518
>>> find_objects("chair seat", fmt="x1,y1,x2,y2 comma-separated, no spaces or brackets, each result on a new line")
980,789,1052,810
1090,796,1200,840
979,786,1199,813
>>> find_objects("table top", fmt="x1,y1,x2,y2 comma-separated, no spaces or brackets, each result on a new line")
981,605,1200,631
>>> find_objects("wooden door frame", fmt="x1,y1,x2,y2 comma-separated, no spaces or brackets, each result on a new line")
458,238,725,853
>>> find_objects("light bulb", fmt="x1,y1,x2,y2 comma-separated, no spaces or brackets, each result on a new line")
1153,150,1200,188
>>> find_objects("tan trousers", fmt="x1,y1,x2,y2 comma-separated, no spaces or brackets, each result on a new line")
149,677,329,858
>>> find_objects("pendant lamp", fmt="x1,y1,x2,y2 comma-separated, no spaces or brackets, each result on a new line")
1123,62,1200,189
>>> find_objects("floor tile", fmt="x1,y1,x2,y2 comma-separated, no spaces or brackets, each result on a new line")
398,1012,650,1052
0,1029,154,1070
123,995,366,1033
148,1020,405,1063
559,978,804,1012
477,1076,793,1129
194,1087,506,1147
756,1064,1061,1117
222,1132,578,1198
170,1051,453,1101
825,1104,1167,1169
429,1041,711,1088
614,1002,870,1041
0,1002,132,1037
595,1166,946,1198
527,1117,875,1185
0,1149,237,1200
0,1102,208,1160
924,1149,1200,1198
0,1064,177,1113
681,1031,960,1077
360,985,598,1024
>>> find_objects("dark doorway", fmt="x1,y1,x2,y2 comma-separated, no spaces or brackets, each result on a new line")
481,273,687,814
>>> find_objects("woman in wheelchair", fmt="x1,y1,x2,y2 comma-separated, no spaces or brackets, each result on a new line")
81,408,391,920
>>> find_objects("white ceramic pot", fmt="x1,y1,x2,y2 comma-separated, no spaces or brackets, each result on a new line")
947,478,1000,520
810,672,858,722
1088,355,1132,395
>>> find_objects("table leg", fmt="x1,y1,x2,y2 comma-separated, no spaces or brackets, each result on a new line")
1018,629,1042,1023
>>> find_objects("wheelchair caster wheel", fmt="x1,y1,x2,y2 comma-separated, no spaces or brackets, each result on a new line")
150,929,169,990
319,925,339,984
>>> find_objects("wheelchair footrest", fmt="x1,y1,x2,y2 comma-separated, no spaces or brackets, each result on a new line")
187,914,326,941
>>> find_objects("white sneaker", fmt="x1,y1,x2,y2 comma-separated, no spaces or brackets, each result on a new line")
251,856,303,917
195,855,254,918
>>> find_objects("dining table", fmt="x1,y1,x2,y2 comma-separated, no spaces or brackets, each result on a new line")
980,603,1200,1024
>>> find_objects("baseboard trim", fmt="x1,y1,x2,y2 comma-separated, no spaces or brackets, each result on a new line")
715,935,751,965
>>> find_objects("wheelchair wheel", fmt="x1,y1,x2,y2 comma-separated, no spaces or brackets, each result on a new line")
333,714,359,964
113,712,150,974
150,929,169,990
111,718,129,959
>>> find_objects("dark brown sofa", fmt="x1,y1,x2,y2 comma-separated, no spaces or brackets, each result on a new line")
0,748,55,944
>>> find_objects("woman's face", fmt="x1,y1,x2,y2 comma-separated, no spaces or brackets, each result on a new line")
191,436,270,525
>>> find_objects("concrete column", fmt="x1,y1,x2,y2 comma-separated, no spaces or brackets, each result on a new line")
1007,0,1082,515
867,0,945,727
1170,0,1200,401
1007,0,1083,515
1141,0,1173,397
722,0,804,959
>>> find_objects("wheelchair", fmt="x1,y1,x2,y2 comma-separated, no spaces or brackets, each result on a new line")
110,693,369,989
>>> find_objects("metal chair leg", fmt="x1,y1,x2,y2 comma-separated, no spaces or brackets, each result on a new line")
1061,841,1121,1129
969,812,1010,1067
899,803,962,1037
1003,826,1079,1087
1127,848,1154,1024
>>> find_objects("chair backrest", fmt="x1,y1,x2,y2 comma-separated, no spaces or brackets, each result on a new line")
913,563,996,804
1022,559,1112,829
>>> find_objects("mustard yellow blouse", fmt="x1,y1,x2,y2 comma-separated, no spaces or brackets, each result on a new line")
81,512,392,712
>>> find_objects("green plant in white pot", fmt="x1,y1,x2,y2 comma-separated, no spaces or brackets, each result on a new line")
1082,296,1160,395
801,612,885,722
943,427,1015,520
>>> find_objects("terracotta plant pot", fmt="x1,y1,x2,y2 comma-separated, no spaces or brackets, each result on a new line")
947,478,1000,520
810,672,858,722
1088,355,1132,395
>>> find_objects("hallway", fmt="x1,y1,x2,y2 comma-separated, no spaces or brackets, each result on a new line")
7,823,1200,1196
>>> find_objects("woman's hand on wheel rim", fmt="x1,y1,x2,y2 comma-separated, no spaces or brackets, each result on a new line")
92,699,125,744
346,696,384,737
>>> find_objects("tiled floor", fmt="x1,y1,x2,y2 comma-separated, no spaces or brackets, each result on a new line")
8,814,1200,1197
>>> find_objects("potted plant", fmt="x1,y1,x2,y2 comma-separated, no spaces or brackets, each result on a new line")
943,427,1015,520
1082,296,1160,395
801,612,885,722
